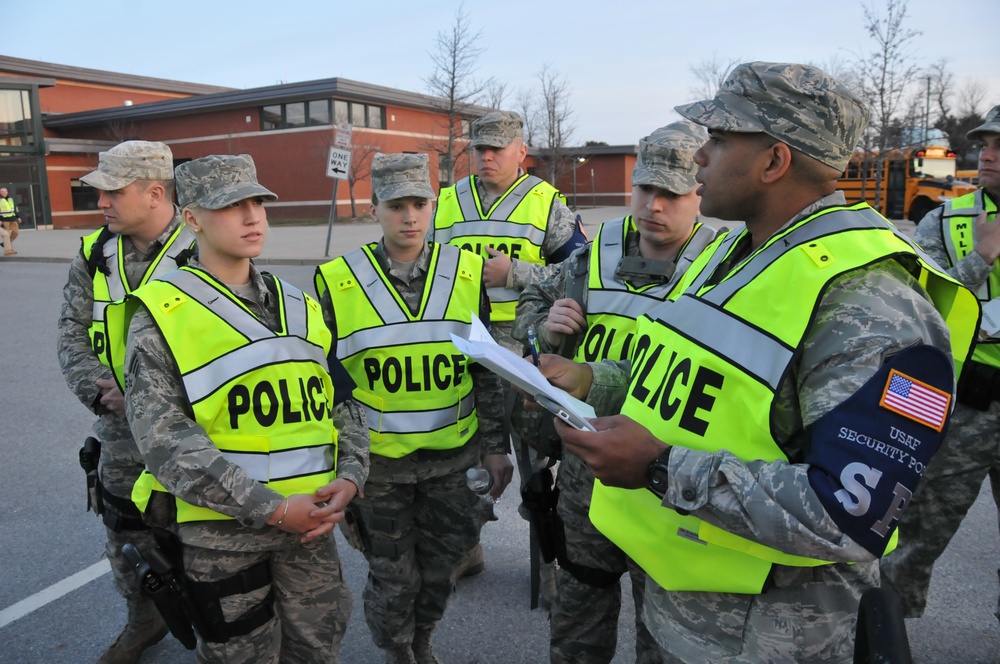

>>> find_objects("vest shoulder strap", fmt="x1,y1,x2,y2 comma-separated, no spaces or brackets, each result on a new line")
86,226,115,278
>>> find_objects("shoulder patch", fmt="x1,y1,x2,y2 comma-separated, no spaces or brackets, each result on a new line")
879,369,950,431
805,344,955,556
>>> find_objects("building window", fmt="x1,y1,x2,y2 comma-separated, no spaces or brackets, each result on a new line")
71,179,99,211
260,98,385,131
0,89,33,146
308,100,331,126
334,100,349,125
261,105,282,130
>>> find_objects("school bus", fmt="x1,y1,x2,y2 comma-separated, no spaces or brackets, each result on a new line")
838,144,977,221
956,169,980,186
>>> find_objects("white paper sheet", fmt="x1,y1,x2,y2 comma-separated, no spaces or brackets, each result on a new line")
451,316,597,432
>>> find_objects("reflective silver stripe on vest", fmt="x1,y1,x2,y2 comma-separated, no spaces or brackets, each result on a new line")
279,281,309,338
453,174,546,222
942,191,991,299
588,289,672,319
653,296,792,390
337,248,472,358
159,270,326,403
942,189,985,219
339,318,473,359
161,270,274,340
686,207,910,303
92,226,197,320
220,445,333,483
435,219,546,244
364,389,476,434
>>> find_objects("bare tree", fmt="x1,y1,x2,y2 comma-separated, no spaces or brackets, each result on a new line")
853,0,922,210
957,79,988,118
423,2,488,186
346,144,382,219
687,54,741,100
482,79,509,110
534,64,576,186
514,87,539,148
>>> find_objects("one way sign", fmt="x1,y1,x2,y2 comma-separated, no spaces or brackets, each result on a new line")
326,147,352,180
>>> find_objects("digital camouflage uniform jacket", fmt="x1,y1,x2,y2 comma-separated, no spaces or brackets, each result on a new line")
57,212,185,499
124,259,369,551
585,193,954,663
318,239,507,484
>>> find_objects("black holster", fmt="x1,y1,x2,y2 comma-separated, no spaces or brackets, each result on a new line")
123,530,274,649
79,437,102,514
956,360,1000,411
520,469,561,564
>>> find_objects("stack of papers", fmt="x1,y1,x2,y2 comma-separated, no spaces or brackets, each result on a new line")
451,316,597,432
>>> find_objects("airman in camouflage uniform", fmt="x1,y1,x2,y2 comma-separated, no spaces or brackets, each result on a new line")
123,154,368,663
512,121,716,664
314,153,508,664
537,62,978,663
881,105,1000,623
432,110,587,602
57,140,188,663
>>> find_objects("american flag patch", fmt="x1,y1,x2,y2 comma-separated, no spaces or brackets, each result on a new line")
879,369,951,432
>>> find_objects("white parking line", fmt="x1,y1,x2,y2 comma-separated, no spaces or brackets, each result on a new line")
0,560,110,629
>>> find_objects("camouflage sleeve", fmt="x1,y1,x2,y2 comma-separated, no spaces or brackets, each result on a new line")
124,305,283,529
333,399,369,490
509,197,586,290
57,252,113,413
511,256,573,350
662,261,951,562
912,204,995,289
585,359,631,417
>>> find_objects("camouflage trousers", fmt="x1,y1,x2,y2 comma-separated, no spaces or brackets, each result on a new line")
183,537,351,663
358,469,480,649
105,523,157,602
880,400,1000,621
550,451,663,664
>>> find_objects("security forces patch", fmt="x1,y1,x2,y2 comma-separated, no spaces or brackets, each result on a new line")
805,344,954,557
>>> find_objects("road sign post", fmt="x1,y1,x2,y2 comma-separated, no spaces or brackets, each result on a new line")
325,125,354,257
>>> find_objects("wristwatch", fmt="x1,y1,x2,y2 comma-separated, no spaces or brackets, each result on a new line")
645,448,672,499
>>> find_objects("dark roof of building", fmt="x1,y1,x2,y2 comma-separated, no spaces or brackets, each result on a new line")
0,55,231,95
528,144,639,157
43,76,496,129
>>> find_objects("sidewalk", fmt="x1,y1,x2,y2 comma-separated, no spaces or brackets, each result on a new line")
1,206,635,265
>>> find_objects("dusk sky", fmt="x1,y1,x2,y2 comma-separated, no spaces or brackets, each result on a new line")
8,0,998,145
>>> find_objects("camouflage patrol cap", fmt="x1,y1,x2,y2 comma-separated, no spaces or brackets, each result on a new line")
675,61,870,171
631,121,707,194
175,154,277,210
80,140,174,191
371,153,436,201
967,104,1000,141
471,111,524,148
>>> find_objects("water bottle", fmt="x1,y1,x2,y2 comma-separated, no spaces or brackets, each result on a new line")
466,466,495,502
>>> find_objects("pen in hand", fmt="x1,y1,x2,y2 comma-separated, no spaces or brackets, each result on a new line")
527,327,541,367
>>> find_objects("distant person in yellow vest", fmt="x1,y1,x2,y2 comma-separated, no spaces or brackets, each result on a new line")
432,110,586,599
0,186,20,255
513,120,717,664
532,62,978,663
120,154,368,662
315,153,510,664
56,140,195,663
881,104,1000,624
